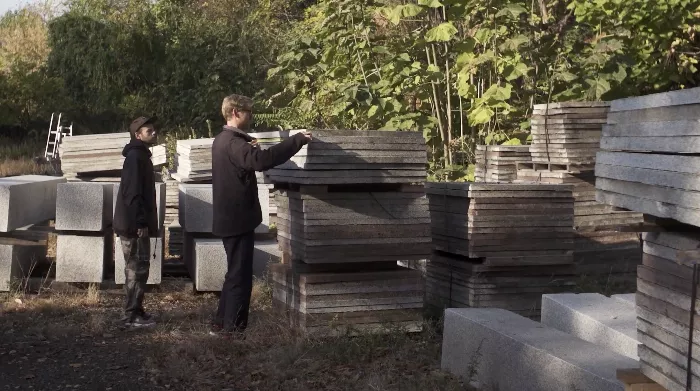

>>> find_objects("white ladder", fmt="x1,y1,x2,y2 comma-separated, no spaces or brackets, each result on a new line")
44,113,73,160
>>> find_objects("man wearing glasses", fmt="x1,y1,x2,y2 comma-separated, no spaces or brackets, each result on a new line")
210,94,312,337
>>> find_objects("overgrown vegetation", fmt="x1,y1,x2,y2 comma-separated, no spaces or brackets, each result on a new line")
1,0,698,179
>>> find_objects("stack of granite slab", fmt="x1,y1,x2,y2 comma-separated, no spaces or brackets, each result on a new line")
0,175,64,291
591,87,700,390
267,129,427,184
529,102,609,166
164,176,182,257
271,129,429,335
635,230,700,391
516,166,642,284
425,182,577,319
59,133,166,180
54,181,165,284
474,145,530,182
595,87,700,227
180,183,274,291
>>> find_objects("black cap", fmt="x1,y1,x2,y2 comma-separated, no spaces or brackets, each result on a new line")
129,116,157,135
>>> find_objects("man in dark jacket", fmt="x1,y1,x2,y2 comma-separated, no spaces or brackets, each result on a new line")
113,116,159,328
211,94,311,336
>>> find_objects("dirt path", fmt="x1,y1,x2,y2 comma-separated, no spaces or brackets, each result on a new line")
0,280,471,391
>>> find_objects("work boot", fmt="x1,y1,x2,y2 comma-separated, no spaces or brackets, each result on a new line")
125,315,156,328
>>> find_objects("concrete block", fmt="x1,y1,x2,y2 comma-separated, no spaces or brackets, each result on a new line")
113,182,166,230
192,238,226,291
0,175,66,232
56,233,113,283
441,308,637,391
178,184,212,233
55,182,114,232
255,185,271,234
612,293,636,306
0,238,47,291
541,293,639,360
114,233,164,285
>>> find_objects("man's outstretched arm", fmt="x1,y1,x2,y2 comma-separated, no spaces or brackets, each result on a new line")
229,132,312,172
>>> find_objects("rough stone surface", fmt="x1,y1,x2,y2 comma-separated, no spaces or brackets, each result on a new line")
0,238,47,292
0,175,66,232
114,233,164,285
612,293,636,305
441,308,637,391
253,239,281,278
56,234,113,283
179,184,212,233
541,293,639,360
113,182,166,230
610,87,700,112
192,238,227,291
55,182,114,232
596,163,700,192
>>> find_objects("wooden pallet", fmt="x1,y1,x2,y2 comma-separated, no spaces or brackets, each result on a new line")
516,161,594,173
616,368,667,391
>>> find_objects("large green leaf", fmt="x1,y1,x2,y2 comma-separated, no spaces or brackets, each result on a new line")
401,4,424,18
495,4,528,19
468,105,494,125
586,78,611,99
425,22,458,42
418,0,444,7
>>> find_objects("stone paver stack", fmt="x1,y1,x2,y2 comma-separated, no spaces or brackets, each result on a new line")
425,182,576,319
0,175,64,291
474,145,530,182
59,133,166,180
164,176,182,256
593,87,700,391
269,129,429,335
511,101,644,285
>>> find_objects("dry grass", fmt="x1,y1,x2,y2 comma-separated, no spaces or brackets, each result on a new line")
0,157,57,177
0,279,471,391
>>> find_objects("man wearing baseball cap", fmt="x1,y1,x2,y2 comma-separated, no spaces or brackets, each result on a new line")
113,116,159,328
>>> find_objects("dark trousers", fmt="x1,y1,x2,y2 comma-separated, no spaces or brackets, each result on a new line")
120,236,150,319
215,231,255,332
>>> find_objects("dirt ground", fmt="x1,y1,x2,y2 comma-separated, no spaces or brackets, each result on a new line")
0,279,472,391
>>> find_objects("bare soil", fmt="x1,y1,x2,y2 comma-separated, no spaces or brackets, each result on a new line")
0,279,472,391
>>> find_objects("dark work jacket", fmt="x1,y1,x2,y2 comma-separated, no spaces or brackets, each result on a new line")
212,126,308,237
113,140,159,238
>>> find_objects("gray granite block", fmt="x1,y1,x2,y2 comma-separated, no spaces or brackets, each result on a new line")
601,136,700,153
255,185,270,234
603,120,700,137
441,308,637,391
596,189,700,226
610,87,700,112
178,184,212,233
55,182,114,232
0,238,47,291
192,238,226,291
596,163,700,192
253,239,281,278
612,293,636,306
56,233,113,283
597,151,700,174
113,182,166,230
0,175,66,232
114,233,164,285
541,293,639,360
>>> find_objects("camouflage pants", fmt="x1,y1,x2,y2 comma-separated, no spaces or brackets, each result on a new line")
120,236,150,320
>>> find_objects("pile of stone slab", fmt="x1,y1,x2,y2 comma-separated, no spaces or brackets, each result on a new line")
164,176,182,257
0,175,64,291
440,308,639,391
54,181,165,284
424,182,577,319
529,102,609,166
595,87,700,227
179,183,276,291
541,293,639,360
474,145,530,182
267,129,427,184
59,133,166,179
271,129,429,335
635,230,700,391
171,138,213,183
516,165,643,283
